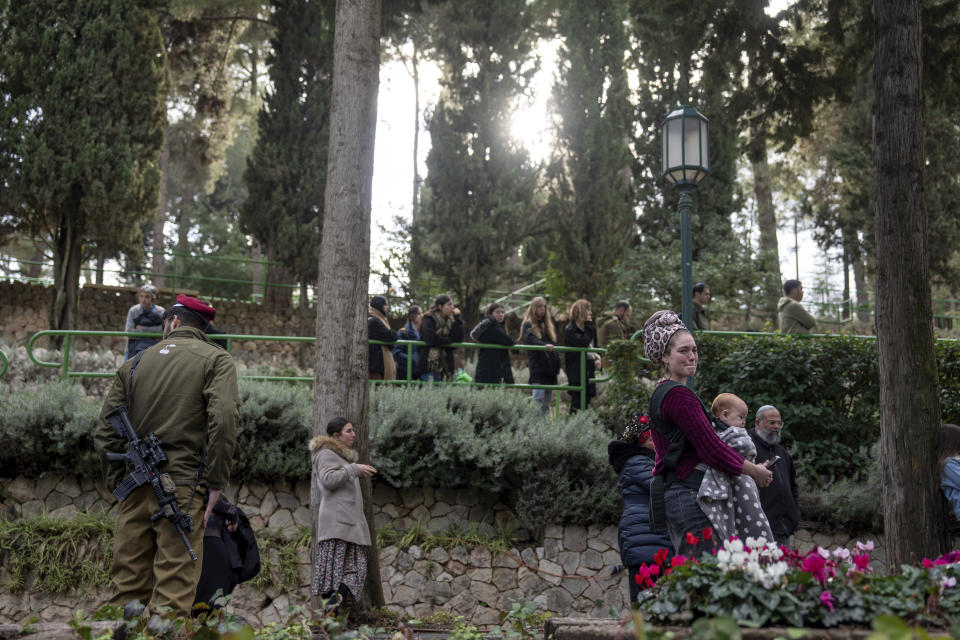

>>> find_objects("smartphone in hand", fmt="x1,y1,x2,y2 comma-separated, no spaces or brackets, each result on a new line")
766,455,782,468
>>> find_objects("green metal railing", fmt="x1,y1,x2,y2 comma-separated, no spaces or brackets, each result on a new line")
0,348,7,378
24,330,610,411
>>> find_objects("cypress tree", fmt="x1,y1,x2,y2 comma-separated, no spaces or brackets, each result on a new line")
0,0,165,334
240,0,334,330
545,0,636,304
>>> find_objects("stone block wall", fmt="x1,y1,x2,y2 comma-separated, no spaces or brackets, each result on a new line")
0,474,913,628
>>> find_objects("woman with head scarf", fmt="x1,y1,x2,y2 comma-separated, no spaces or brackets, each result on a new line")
608,415,675,602
471,302,516,384
124,284,165,360
641,310,772,559
419,295,464,381
563,299,601,412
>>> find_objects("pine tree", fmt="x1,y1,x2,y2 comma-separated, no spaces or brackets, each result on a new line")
0,0,165,334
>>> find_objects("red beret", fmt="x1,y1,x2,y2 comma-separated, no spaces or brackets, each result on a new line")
174,294,216,322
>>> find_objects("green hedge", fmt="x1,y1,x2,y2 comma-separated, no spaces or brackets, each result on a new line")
0,380,619,531
604,334,960,485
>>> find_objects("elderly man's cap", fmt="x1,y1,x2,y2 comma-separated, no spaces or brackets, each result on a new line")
173,294,216,322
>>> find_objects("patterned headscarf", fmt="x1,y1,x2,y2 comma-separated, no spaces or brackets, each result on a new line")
642,310,688,365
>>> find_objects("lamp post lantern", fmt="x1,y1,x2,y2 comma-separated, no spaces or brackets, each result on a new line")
661,106,709,332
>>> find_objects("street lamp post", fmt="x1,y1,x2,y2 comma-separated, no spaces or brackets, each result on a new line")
661,106,709,331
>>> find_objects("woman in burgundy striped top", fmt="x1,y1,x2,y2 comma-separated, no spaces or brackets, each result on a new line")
642,310,772,559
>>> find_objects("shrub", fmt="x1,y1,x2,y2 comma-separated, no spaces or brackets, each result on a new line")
369,385,620,532
0,380,102,478
232,379,313,484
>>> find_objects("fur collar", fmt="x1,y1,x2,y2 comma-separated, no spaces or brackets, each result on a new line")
308,435,359,462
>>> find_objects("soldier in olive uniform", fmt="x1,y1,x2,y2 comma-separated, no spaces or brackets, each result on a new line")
95,295,238,618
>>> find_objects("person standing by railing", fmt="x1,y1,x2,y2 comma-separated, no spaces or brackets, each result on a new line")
564,299,600,413
124,284,164,360
392,305,422,379
521,297,561,414
367,295,396,381
471,302,516,384
420,295,463,382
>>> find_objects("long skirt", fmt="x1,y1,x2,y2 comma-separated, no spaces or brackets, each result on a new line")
311,538,367,601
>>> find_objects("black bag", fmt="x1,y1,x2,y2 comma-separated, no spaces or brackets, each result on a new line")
216,500,261,583
233,507,261,583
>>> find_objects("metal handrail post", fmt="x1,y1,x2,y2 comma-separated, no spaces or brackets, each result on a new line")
60,334,71,381
580,350,587,411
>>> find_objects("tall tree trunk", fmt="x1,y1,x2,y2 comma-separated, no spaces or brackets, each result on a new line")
312,0,383,609
748,125,781,314
153,124,170,288
27,246,43,279
874,0,946,568
852,248,869,325
298,279,312,369
49,198,84,344
251,239,264,299
96,252,105,285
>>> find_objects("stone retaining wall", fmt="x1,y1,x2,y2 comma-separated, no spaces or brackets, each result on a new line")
0,475,900,628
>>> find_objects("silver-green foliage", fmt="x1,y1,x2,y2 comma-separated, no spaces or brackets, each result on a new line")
370,385,620,531
0,380,102,478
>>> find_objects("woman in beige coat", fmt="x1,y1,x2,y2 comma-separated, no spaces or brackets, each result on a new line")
309,417,376,611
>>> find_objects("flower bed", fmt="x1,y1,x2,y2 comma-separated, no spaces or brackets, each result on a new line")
638,530,960,632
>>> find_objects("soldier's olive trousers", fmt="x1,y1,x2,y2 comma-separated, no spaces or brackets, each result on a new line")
110,484,205,617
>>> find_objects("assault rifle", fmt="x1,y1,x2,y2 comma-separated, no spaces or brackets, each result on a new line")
104,406,198,561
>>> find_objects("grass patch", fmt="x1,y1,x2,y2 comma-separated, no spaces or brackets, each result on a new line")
0,510,113,594
376,520,516,554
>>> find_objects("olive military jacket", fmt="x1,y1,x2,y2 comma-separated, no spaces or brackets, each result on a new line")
94,326,239,492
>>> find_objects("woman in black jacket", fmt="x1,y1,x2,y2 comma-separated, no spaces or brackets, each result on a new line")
521,297,561,414
563,298,600,412
368,295,396,380
419,295,464,381
607,418,674,602
470,302,515,384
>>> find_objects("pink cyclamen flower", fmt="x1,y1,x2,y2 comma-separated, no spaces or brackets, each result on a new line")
802,553,827,585
941,576,957,593
853,554,871,572
923,558,934,569
671,555,688,568
832,547,851,561
856,540,875,552
817,546,831,559
820,590,835,611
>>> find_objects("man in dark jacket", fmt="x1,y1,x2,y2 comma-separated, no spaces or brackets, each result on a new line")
94,295,238,618
749,405,801,548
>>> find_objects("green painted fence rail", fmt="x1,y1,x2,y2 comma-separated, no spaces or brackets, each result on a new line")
23,330,611,411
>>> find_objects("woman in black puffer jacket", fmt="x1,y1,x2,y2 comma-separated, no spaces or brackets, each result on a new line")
608,418,674,603
470,302,515,384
